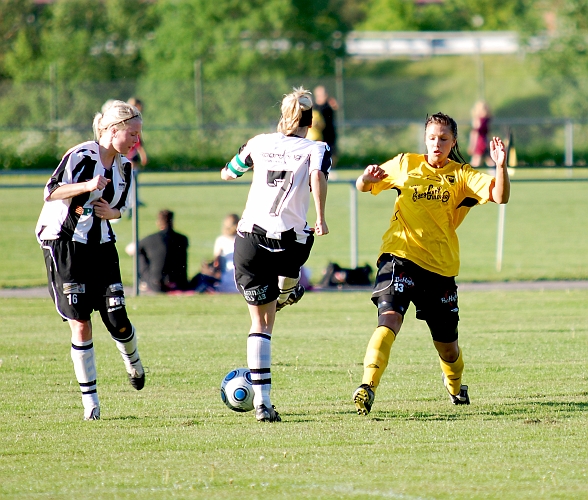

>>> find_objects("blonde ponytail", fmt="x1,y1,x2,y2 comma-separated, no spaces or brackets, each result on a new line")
277,86,313,135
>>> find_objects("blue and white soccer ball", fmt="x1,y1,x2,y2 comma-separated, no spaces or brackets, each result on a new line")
220,368,254,412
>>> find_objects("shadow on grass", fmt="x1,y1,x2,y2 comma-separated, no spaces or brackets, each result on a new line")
364,400,588,422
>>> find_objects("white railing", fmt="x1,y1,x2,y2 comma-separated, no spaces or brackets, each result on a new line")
345,31,546,58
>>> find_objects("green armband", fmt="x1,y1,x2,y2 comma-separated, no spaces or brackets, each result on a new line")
226,154,248,177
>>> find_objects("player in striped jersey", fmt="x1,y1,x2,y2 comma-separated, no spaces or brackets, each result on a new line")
221,87,331,422
35,100,146,420
353,112,510,415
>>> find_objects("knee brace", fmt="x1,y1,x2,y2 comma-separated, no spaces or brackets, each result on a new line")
376,294,395,315
101,283,132,341
426,315,459,343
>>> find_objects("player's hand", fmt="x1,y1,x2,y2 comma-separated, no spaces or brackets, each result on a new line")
361,164,388,184
315,219,329,236
489,137,506,168
92,198,115,220
86,175,111,192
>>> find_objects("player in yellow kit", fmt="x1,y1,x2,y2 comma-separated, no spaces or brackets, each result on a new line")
353,112,510,415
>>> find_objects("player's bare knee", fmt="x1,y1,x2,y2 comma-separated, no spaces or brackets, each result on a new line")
376,295,403,332
435,341,459,362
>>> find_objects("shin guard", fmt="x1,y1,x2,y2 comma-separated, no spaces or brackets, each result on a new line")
362,325,396,390
440,348,464,396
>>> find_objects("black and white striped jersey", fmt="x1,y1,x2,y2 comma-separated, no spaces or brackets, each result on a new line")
35,141,133,245
225,133,331,242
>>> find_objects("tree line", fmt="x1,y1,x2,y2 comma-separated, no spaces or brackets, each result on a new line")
2,1,586,114
1,0,587,169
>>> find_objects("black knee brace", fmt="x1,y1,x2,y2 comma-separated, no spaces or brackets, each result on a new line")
100,283,132,341
426,315,459,343
376,294,395,316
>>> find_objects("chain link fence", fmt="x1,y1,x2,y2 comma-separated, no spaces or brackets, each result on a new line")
1,74,587,169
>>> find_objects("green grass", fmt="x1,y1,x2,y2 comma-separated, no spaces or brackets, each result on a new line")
1,289,587,499
2,169,588,288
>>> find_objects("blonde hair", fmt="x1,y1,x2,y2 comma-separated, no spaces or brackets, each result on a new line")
277,86,313,135
92,99,142,141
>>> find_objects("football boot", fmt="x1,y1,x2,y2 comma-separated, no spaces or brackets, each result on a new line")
353,384,375,415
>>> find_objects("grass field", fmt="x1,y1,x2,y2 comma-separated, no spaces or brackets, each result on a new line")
1,169,587,498
1,289,587,499
2,168,588,288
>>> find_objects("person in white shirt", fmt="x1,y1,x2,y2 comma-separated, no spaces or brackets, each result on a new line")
221,86,331,422
212,213,239,293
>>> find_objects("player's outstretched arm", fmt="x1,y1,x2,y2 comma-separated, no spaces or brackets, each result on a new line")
356,164,388,192
489,137,510,204
310,170,329,236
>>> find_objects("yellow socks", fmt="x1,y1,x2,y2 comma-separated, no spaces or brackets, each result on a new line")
362,326,396,390
440,348,464,396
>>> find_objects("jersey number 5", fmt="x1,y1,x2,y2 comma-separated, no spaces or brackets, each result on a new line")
267,170,294,216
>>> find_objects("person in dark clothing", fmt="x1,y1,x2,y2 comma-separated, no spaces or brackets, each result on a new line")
126,210,189,292
314,85,338,162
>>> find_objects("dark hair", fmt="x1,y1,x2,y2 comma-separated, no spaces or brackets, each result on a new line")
425,112,467,164
157,209,174,230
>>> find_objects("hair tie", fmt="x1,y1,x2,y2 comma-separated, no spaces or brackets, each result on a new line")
299,108,313,127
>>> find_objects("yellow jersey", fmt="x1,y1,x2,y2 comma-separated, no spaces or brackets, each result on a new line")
371,153,494,277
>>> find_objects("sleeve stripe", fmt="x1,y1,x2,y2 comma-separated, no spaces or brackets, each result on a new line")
226,161,244,177
234,154,247,169
227,155,248,177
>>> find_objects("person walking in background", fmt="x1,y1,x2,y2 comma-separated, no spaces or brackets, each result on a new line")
221,86,331,422
126,97,148,210
468,100,494,168
353,112,510,416
212,213,240,293
35,100,146,421
313,85,338,165
126,97,148,172
125,209,189,293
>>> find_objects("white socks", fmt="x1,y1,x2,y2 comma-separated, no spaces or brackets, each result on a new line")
71,339,99,417
247,332,272,407
113,326,143,377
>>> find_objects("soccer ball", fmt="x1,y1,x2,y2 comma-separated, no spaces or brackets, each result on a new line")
220,368,254,412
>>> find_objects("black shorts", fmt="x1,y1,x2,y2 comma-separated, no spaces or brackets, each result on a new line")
233,227,314,306
42,240,125,321
371,254,459,323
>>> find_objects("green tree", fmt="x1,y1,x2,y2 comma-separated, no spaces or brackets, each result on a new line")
139,0,366,126
1,0,157,127
0,0,44,80
358,0,537,32
538,0,588,117
3,0,156,84
142,0,362,82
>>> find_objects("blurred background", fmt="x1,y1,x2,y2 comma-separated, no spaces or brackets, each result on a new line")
1,0,588,171
2,0,588,292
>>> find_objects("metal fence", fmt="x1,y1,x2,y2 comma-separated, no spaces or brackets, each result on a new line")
1,72,588,167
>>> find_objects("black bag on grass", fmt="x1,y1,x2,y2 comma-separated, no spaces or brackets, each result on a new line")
319,262,373,287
